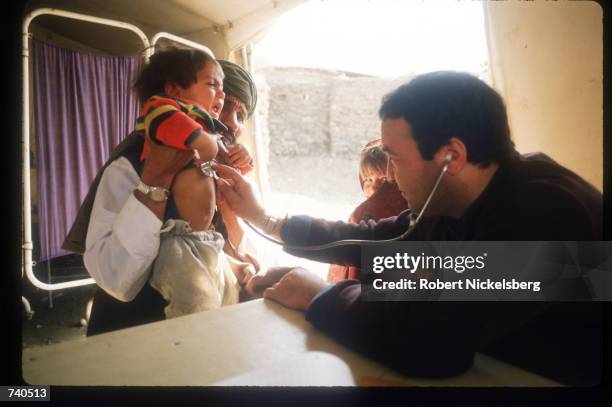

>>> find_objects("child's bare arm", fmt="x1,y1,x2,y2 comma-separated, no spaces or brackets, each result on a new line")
187,132,219,162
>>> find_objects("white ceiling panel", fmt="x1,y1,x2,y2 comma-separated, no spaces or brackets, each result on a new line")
24,0,306,53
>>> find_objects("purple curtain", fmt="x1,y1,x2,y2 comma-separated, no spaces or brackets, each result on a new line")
32,39,142,261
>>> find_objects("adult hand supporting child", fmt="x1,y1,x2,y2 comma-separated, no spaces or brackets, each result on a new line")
135,138,196,221
140,138,196,188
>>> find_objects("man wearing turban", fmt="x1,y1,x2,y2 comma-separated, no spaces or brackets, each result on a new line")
213,60,265,276
216,60,258,175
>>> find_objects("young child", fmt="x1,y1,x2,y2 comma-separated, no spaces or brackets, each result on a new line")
133,48,254,318
327,139,409,282
356,139,389,213
134,48,224,231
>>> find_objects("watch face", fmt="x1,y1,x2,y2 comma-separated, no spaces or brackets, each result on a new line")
150,187,168,202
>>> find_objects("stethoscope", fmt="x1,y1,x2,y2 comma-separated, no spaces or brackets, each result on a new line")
243,154,453,251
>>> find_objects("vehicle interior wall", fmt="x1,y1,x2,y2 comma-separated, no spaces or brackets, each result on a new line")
485,1,602,191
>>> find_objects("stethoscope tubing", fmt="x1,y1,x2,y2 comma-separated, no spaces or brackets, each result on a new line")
243,160,450,251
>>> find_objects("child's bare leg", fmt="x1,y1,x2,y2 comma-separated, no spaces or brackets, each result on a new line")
172,167,216,231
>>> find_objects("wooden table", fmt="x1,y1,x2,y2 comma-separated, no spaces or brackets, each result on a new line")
22,299,560,386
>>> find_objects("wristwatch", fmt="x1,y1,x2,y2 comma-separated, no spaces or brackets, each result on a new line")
136,181,169,202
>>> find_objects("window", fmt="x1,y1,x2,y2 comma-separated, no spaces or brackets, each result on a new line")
252,0,489,278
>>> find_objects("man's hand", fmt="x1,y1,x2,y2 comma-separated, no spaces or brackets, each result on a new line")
243,266,295,299
263,267,329,312
213,163,266,224
234,263,257,287
227,143,254,174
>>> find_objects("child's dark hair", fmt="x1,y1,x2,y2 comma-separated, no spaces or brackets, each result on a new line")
359,139,388,189
133,46,218,103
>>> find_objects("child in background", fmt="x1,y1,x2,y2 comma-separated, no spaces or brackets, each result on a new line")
327,139,409,282
355,139,390,220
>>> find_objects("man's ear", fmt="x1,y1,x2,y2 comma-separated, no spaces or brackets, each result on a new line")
437,137,467,175
164,82,181,98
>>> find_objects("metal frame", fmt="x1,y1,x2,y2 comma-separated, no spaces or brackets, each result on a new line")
22,296,34,319
238,44,271,204
22,8,150,291
151,31,215,57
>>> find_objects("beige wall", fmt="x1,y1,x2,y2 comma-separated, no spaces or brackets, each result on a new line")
484,1,602,191
186,27,231,59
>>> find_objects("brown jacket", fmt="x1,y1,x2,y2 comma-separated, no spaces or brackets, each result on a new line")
61,132,144,254
327,181,408,282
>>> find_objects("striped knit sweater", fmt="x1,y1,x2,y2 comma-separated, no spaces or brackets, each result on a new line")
136,95,218,161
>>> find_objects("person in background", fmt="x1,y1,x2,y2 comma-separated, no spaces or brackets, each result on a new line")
328,139,408,282
212,60,258,261
357,139,389,203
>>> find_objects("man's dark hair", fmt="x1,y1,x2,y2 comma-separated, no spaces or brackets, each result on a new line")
379,71,515,167
133,47,217,103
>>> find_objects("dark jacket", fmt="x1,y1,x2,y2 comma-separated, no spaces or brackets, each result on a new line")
280,151,603,385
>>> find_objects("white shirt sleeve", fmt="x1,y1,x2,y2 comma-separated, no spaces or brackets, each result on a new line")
83,157,163,302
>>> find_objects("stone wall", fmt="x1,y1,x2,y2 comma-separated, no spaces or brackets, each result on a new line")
329,76,405,157
256,67,409,158
255,67,409,206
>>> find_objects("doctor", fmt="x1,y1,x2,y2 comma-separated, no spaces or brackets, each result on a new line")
214,71,603,383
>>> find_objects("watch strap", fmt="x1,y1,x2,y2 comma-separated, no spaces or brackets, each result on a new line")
136,181,169,202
